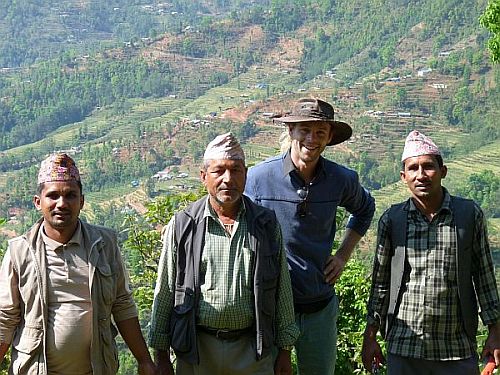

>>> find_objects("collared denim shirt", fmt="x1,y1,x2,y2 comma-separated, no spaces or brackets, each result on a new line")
245,151,375,305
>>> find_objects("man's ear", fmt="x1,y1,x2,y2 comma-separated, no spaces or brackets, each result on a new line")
400,170,407,184
33,195,41,210
80,194,85,210
440,165,448,179
200,169,207,186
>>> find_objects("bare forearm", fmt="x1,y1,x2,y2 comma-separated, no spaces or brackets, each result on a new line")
116,317,153,364
0,342,10,363
155,349,174,375
335,228,362,262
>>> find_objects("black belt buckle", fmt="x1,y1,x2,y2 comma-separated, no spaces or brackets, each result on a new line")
214,329,233,339
199,326,250,340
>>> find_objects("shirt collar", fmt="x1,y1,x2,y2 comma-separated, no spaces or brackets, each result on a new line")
41,220,82,251
282,149,326,179
203,195,246,221
408,187,452,214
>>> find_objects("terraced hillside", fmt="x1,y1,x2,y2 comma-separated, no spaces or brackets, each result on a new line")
0,0,497,255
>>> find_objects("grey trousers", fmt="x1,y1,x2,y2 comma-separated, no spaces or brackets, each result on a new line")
387,353,479,375
176,331,274,375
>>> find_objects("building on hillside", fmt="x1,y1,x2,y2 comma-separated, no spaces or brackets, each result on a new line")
417,68,433,77
430,83,447,89
152,171,173,181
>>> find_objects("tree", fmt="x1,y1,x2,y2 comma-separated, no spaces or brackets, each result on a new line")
455,170,499,217
480,0,500,63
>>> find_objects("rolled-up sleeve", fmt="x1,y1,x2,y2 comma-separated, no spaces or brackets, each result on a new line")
0,248,22,344
343,171,375,236
149,218,177,351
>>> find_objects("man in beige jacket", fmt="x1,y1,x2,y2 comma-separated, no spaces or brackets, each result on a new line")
0,153,156,374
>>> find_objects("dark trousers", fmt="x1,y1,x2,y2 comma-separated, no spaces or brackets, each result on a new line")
387,353,479,375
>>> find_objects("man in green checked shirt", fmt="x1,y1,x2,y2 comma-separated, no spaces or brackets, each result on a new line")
149,133,299,375
362,131,500,374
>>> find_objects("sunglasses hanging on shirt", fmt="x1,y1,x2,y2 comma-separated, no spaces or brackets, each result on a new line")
296,187,309,218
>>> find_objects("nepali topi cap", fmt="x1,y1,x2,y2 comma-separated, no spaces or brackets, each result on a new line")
401,130,441,162
274,98,352,145
203,132,245,162
38,153,81,184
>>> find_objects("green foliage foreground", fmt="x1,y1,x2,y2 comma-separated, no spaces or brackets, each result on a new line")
335,259,373,375
480,0,500,63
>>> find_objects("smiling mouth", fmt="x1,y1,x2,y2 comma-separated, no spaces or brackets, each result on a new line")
303,145,318,151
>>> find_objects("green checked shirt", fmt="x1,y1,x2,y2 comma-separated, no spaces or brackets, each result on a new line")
367,190,500,360
149,196,299,351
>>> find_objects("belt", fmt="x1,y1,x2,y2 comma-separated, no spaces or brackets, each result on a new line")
197,326,253,340
294,295,333,314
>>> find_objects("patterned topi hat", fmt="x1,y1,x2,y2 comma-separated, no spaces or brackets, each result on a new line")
203,132,245,162
401,130,441,162
38,153,81,184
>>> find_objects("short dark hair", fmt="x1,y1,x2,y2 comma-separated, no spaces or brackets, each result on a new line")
37,181,83,195
402,154,443,170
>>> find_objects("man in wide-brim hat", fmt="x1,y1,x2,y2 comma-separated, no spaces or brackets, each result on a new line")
275,97,352,145
245,98,375,374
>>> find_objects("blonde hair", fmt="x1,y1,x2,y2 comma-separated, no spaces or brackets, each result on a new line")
279,128,292,153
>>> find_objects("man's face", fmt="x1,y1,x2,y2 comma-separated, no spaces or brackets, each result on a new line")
201,159,247,208
289,121,333,164
400,155,447,200
34,181,84,234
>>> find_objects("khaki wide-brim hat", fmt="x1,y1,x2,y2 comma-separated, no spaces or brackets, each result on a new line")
274,98,352,145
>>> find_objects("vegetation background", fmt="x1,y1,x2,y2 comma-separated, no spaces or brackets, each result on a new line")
0,0,499,373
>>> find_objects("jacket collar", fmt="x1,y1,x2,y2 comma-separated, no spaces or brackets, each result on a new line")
24,218,102,253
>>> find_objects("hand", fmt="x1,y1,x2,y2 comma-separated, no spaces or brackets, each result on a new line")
361,327,385,373
155,350,174,375
157,361,174,375
138,360,158,375
274,349,293,375
482,322,500,367
324,254,347,285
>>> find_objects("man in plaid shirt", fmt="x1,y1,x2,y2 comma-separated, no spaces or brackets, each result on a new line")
150,133,298,375
362,130,500,374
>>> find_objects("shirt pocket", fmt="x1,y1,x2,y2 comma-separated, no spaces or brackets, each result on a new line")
12,326,43,354
96,262,116,306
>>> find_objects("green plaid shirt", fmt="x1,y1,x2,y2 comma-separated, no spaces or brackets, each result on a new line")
149,197,299,351
367,191,500,360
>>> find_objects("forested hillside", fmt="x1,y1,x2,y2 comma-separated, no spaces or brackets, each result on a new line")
0,0,498,373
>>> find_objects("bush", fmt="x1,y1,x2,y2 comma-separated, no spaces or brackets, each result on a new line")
335,258,373,374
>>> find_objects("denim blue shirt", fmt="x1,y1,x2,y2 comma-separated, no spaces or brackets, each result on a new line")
245,151,375,304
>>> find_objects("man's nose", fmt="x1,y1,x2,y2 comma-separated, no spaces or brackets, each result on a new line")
56,197,68,207
416,166,426,179
222,170,232,182
306,132,315,142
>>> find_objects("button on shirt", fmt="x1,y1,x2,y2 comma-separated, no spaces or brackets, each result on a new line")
367,191,500,360
41,222,93,375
